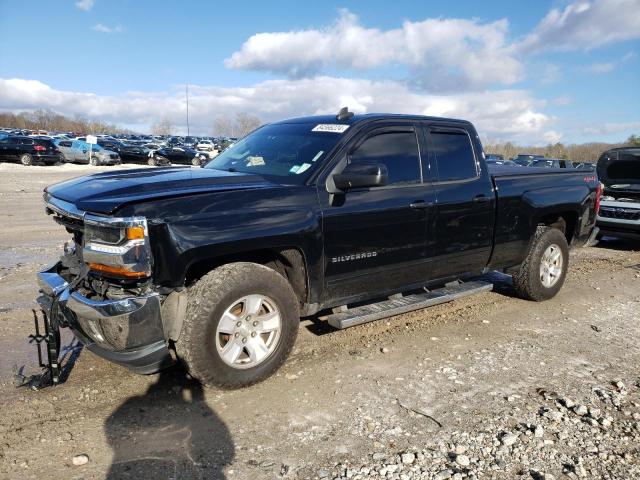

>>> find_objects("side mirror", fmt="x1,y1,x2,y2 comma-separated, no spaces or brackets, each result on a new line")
332,162,388,190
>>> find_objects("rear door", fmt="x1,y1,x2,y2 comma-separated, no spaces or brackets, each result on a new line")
57,140,73,161
422,124,495,278
72,140,88,163
320,122,437,303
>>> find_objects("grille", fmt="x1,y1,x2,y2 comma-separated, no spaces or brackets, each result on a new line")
599,207,640,221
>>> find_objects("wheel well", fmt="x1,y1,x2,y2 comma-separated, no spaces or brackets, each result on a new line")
185,248,308,305
538,212,577,244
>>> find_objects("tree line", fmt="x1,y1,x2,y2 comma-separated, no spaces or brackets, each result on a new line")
0,110,132,135
484,135,640,163
2,109,638,160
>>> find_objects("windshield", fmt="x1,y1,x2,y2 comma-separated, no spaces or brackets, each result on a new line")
205,123,344,184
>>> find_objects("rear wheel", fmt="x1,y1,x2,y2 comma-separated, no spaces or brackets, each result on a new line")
176,262,299,388
20,153,33,166
513,226,569,301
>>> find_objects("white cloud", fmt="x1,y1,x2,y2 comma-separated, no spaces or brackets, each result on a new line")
92,24,122,34
517,0,640,53
225,9,523,91
582,121,640,135
0,77,556,143
586,62,615,73
75,0,94,11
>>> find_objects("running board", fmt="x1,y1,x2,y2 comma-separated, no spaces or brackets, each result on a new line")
326,280,493,329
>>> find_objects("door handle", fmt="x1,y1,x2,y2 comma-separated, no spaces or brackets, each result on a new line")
473,195,491,203
409,200,434,209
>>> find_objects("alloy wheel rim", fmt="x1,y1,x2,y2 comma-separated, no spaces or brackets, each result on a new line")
215,294,282,369
540,244,563,288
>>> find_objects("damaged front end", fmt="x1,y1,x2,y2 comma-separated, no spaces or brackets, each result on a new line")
596,147,640,240
33,195,175,384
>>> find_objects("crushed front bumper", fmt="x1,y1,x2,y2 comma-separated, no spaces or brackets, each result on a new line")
36,263,174,374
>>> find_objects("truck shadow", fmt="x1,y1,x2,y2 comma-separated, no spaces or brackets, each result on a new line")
104,367,234,479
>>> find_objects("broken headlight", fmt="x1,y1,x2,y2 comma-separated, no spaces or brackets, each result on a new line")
83,216,152,279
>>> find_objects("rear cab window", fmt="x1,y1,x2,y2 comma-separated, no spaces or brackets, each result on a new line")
428,128,478,182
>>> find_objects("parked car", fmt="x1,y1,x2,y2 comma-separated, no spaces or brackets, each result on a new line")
196,139,216,151
0,135,62,165
36,111,601,388
486,155,517,167
596,147,640,240
55,139,121,166
529,158,575,169
150,146,201,166
512,154,544,166
118,145,152,164
97,138,126,153
485,153,504,161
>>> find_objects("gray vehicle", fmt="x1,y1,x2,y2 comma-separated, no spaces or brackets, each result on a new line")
55,139,121,166
596,147,640,240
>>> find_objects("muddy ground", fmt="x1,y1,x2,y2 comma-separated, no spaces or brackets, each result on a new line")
0,163,638,480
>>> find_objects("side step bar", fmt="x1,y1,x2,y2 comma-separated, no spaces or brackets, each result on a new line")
326,280,493,329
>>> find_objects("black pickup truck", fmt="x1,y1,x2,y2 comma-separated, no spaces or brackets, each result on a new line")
35,111,601,388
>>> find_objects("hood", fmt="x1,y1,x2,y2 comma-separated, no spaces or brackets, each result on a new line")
46,166,274,214
597,149,640,185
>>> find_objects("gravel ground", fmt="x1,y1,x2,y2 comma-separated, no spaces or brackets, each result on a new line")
0,164,639,480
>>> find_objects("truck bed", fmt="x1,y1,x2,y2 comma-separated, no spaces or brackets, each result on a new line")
488,164,595,177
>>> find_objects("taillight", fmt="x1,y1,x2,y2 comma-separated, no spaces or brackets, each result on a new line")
34,145,46,152
595,182,603,215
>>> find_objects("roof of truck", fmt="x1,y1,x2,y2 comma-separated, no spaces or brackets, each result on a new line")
272,113,472,126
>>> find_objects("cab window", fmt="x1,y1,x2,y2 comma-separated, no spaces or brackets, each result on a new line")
349,131,421,186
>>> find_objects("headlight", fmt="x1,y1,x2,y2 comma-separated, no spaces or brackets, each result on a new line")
83,216,152,279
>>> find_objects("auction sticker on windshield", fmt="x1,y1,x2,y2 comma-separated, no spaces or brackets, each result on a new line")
312,124,350,133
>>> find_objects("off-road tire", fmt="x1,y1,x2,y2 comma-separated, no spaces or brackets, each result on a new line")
20,153,33,166
176,262,300,389
513,226,569,301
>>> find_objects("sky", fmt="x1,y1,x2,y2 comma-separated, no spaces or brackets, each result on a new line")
0,0,638,144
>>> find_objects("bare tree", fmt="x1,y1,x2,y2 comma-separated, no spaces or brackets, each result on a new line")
213,112,262,138
235,113,261,137
151,117,175,136
213,116,235,137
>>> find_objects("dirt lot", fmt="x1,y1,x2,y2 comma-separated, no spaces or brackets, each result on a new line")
0,163,639,480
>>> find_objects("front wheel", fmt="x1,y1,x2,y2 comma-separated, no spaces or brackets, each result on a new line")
513,226,569,301
148,156,158,166
176,262,299,388
90,156,99,166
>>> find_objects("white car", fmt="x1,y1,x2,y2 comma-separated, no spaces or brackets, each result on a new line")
196,139,216,152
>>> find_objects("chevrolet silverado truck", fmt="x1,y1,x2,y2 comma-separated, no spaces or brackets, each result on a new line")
35,110,601,388
596,147,640,240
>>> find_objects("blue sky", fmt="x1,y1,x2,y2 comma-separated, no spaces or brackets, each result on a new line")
0,0,638,144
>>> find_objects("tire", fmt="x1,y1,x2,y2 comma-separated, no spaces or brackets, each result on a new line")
192,157,201,166
90,156,99,166
148,157,158,166
176,262,300,389
20,153,33,166
512,226,569,301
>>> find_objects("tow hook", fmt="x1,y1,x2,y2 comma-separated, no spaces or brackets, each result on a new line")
25,308,62,387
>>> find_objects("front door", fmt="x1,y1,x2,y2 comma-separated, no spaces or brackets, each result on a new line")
319,123,436,304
